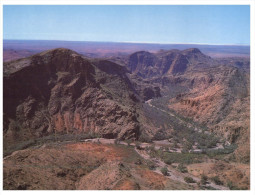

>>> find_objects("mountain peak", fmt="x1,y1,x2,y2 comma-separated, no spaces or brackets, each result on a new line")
38,48,80,57
131,51,152,56
183,48,202,54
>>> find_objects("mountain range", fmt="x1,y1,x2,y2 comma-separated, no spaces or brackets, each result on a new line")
3,47,250,190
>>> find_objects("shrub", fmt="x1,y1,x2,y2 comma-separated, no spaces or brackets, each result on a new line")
126,139,132,146
135,158,142,165
114,139,120,145
177,163,188,173
87,132,101,139
172,141,179,148
161,166,168,176
138,133,152,143
146,160,156,170
184,177,196,183
154,131,166,140
181,149,189,154
169,152,202,164
97,138,101,144
227,180,234,189
207,144,237,156
159,146,164,151
201,174,208,185
146,144,155,152
211,176,223,185
135,142,142,150
204,186,217,190
226,180,241,190
206,138,218,148
164,146,169,152
4,139,36,157
149,149,158,158
164,157,173,165
183,141,193,151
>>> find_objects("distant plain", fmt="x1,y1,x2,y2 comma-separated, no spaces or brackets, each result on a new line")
3,40,250,62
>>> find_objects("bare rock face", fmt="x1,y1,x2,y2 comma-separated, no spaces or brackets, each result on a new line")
3,48,140,147
128,51,156,73
167,64,250,162
127,48,210,78
169,65,249,130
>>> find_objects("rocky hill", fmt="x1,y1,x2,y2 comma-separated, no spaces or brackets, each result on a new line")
3,48,142,151
126,48,212,78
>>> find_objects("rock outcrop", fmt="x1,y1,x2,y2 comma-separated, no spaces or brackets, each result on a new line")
3,48,141,147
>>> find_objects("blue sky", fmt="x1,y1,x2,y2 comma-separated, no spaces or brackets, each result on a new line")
3,5,250,45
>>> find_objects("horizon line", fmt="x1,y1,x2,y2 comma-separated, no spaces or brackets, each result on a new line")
3,39,250,47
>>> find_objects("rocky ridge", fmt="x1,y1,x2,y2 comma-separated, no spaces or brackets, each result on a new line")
3,48,141,150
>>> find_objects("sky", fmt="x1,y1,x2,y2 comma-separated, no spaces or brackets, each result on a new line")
3,5,250,45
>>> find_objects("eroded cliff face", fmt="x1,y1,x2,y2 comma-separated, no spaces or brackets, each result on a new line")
167,65,250,162
123,48,250,162
3,48,140,147
127,48,211,78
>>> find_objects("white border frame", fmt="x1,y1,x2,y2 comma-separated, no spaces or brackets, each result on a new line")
0,1,254,195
